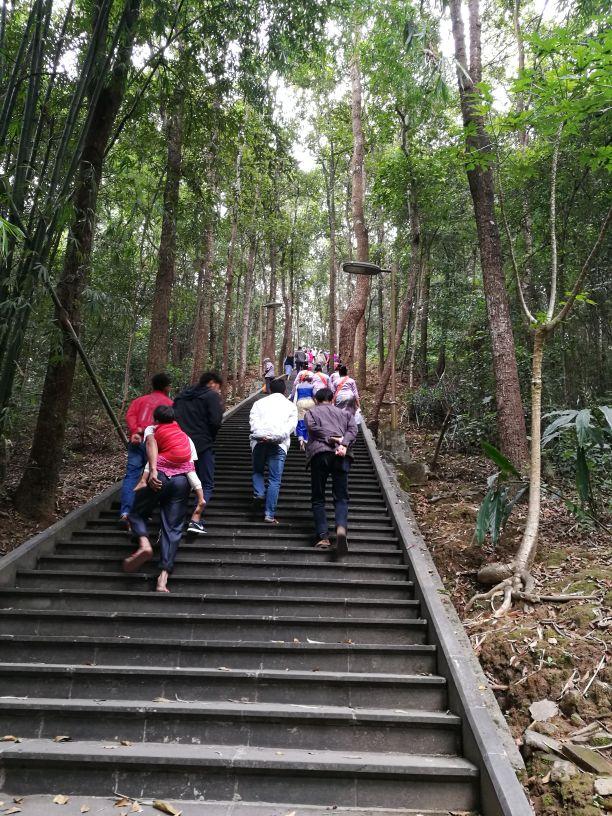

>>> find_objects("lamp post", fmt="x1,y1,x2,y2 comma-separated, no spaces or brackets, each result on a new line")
259,300,283,371
341,261,397,430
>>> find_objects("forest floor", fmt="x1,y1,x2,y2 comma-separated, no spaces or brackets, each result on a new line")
1,376,610,815
393,422,611,815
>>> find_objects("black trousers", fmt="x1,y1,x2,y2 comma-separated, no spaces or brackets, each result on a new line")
310,452,351,541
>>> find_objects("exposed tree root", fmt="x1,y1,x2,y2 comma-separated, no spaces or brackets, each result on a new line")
466,563,600,618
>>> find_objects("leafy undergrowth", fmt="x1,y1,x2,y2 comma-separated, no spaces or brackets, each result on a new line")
402,424,611,816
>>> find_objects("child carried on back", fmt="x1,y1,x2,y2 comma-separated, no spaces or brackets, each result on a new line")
135,405,205,530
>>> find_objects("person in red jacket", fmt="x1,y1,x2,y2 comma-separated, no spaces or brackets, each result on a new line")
119,372,172,523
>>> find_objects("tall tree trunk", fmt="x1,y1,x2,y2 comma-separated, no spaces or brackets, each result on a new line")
407,270,421,390
238,234,256,395
338,42,369,369
321,144,338,354
418,258,430,379
230,269,242,401
279,250,292,370
371,192,421,426
449,0,528,468
354,316,367,389
376,222,385,374
13,0,141,519
264,243,277,361
220,140,243,398
146,96,183,379
191,223,214,381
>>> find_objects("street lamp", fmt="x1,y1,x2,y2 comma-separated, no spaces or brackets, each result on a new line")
341,260,397,430
259,300,283,370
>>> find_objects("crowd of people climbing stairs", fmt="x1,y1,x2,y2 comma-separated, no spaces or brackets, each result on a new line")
119,350,361,592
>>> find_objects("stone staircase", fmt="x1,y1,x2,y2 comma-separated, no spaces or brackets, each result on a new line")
0,397,514,814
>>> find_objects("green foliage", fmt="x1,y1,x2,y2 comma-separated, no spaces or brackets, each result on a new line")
475,442,528,547
542,407,612,515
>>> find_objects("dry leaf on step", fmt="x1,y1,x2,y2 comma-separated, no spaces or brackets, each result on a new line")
53,735,71,743
80,806,90,813
114,799,130,808
1,735,20,742
4,807,22,814
120,740,133,746
153,801,182,816
12,799,23,804
131,804,143,813
53,795,70,805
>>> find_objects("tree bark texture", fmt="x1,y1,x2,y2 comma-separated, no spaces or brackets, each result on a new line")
370,192,421,425
146,97,183,380
220,141,243,399
339,46,370,368
13,0,141,519
419,258,430,379
322,145,338,354
279,250,293,370
264,243,278,361
191,223,215,382
449,0,528,468
238,234,256,395
513,329,545,574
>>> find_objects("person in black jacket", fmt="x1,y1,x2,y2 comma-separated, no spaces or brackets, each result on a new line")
173,371,223,534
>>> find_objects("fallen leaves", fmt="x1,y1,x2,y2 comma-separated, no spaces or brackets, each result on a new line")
53,735,71,743
152,801,182,816
4,807,22,815
529,699,559,722
80,806,90,814
53,795,70,805
1,735,20,743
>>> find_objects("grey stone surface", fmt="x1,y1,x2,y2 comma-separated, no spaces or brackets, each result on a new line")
0,393,521,814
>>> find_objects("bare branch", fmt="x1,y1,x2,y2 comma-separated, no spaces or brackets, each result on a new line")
549,205,612,329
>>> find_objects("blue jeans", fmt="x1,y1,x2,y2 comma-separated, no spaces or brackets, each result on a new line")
252,442,287,519
128,473,190,572
310,451,351,541
195,448,215,505
119,442,147,516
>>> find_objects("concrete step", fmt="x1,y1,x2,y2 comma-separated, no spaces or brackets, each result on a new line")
0,588,418,619
0,663,447,708
15,570,413,599
55,541,403,566
34,556,408,581
0,609,428,644
0,634,438,673
0,795,456,816
73,527,400,543
108,506,393,524
2,698,462,754
100,510,394,528
0,740,479,810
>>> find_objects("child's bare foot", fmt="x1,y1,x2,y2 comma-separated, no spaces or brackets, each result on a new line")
156,570,170,592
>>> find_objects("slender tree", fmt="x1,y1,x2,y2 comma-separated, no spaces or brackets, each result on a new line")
146,93,183,379
448,0,529,467
338,41,370,373
13,0,141,518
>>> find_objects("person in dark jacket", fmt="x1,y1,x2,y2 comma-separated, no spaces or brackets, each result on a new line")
173,371,223,533
305,387,358,559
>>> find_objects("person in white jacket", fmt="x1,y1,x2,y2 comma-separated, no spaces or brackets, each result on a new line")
249,378,298,523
